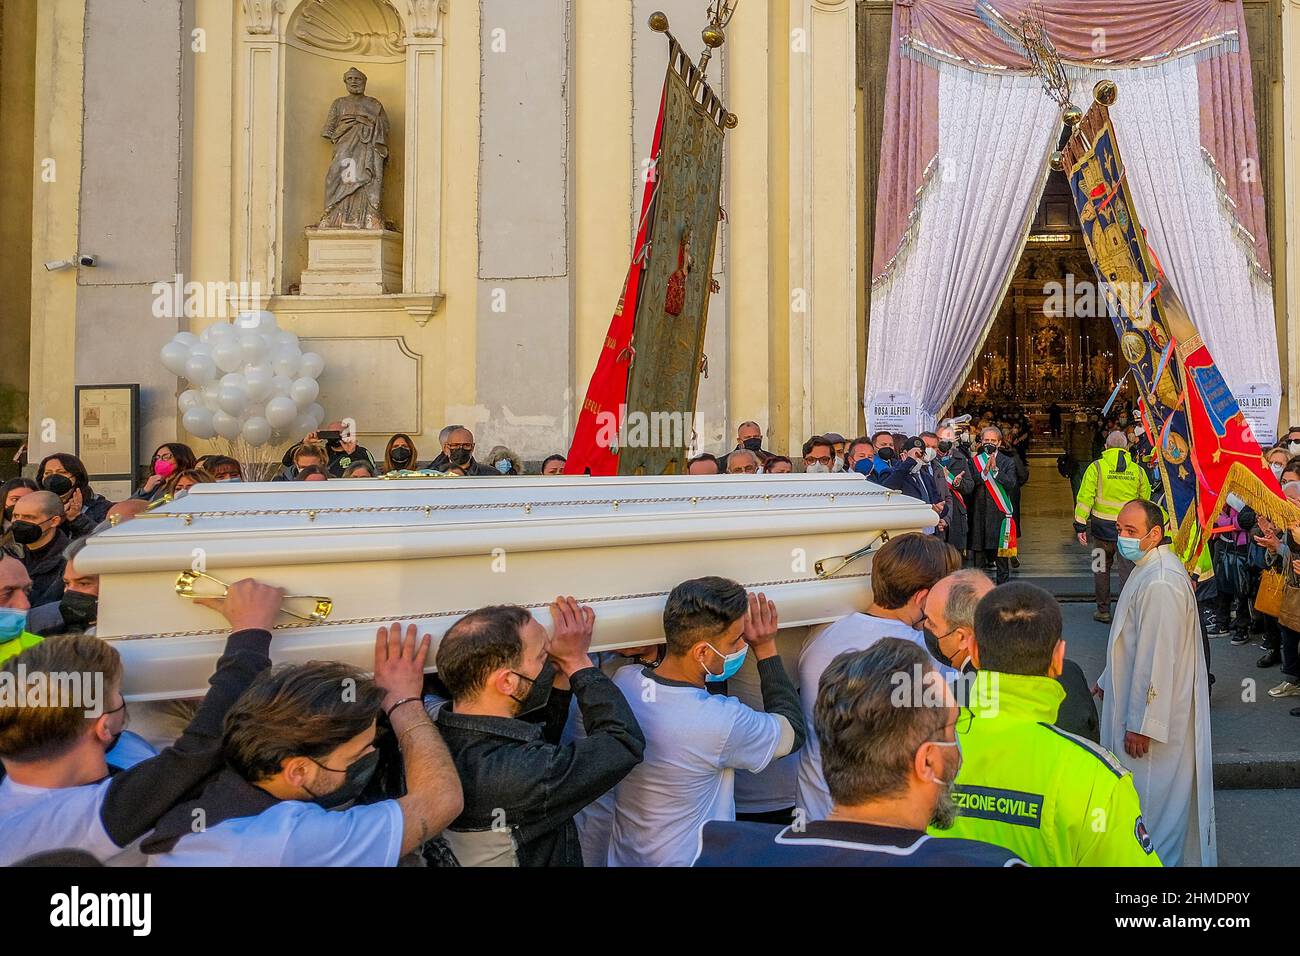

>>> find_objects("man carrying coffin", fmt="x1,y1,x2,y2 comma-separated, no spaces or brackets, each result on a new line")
1096,499,1215,866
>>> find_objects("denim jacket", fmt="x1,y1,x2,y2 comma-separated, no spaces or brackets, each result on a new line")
433,667,645,866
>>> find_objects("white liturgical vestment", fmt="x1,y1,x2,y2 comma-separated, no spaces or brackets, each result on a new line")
1099,545,1215,866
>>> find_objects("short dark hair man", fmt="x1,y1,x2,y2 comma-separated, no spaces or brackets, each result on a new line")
696,639,1024,866
9,490,69,607
932,582,1160,867
431,597,645,866
144,622,464,866
687,453,721,475
802,436,834,474
796,532,960,818
608,577,806,866
0,580,282,865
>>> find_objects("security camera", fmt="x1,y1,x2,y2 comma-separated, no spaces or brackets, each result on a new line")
43,254,98,271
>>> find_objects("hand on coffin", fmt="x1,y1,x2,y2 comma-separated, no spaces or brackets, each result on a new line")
374,622,432,712
547,595,595,677
194,578,286,633
743,592,779,659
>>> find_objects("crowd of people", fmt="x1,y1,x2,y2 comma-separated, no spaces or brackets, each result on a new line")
0,410,1287,867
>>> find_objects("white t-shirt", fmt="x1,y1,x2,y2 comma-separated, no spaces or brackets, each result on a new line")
795,613,937,819
607,665,784,867
0,776,143,866
149,798,403,867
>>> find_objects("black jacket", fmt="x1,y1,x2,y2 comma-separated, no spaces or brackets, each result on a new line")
427,453,502,476
434,667,645,867
23,528,70,607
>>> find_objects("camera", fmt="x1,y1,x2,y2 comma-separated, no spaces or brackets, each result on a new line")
77,254,98,267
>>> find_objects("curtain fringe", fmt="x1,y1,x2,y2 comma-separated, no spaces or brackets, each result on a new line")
1198,146,1273,283
870,153,941,291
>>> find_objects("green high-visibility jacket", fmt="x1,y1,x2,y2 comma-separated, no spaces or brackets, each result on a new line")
1074,447,1151,529
931,671,1162,867
0,630,43,664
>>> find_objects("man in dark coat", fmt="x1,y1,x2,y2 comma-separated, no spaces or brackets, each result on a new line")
968,427,1023,584
933,425,975,555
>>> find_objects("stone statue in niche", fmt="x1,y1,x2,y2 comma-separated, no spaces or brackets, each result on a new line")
319,67,390,230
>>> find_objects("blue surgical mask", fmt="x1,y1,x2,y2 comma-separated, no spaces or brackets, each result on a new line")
1116,535,1146,562
853,458,874,476
495,459,513,475
703,642,748,683
0,606,29,640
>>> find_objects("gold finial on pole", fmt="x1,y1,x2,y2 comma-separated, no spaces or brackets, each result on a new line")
648,10,669,33
696,0,740,88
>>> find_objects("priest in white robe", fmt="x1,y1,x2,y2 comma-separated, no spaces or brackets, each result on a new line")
1097,500,1215,866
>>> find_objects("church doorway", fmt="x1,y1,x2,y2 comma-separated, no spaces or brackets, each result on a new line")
952,166,1135,446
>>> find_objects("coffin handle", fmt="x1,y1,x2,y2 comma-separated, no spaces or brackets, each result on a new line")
175,570,334,623
814,531,890,579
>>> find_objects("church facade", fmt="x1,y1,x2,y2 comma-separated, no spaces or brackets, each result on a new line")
3,0,1299,472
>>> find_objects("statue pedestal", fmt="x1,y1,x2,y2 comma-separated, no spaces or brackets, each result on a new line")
299,228,402,296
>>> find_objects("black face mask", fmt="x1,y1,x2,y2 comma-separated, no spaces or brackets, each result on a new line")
510,661,556,717
938,441,953,453
9,520,45,546
42,474,74,497
390,446,412,466
448,448,473,468
2,505,11,524
923,626,956,670
741,437,763,453
60,590,99,628
877,446,897,463
981,443,998,457
307,749,381,810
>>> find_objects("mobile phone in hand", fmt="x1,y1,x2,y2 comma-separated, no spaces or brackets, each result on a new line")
317,429,342,444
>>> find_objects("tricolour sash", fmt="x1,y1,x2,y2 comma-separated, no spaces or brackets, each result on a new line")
973,452,1017,558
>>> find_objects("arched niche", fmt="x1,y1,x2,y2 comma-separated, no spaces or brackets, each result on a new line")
283,0,406,292
237,0,446,312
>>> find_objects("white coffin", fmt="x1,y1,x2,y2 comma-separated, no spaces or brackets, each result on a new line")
77,475,937,700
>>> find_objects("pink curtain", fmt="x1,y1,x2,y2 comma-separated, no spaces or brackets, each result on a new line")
873,0,1269,283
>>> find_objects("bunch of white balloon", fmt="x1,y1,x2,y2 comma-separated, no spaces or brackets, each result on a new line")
160,312,325,471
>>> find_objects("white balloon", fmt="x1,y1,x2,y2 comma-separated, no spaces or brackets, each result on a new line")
177,389,202,412
182,406,216,439
220,372,246,390
184,354,217,385
160,341,191,376
299,351,325,379
272,346,301,379
213,341,243,373
208,322,237,343
173,331,199,348
271,374,294,397
306,403,326,427
275,330,300,351
293,413,317,436
212,410,242,441
238,328,266,365
235,310,277,333
289,377,319,408
245,366,273,402
241,416,273,446
265,396,299,429
198,324,216,345
218,384,248,417
188,340,211,357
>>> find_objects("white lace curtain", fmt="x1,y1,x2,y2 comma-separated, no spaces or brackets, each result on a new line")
866,55,1280,426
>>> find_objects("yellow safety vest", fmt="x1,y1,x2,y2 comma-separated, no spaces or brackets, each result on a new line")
1073,447,1151,528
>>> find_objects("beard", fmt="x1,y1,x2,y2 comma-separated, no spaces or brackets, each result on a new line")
929,783,959,830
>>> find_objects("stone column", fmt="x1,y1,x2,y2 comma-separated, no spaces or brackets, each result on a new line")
235,0,286,297
788,0,858,448
403,0,446,295
1282,0,1300,426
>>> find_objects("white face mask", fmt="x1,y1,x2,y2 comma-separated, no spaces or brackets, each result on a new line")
832,456,845,473
923,447,937,463
1290,441,1300,455
1271,463,1285,480
806,462,830,475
